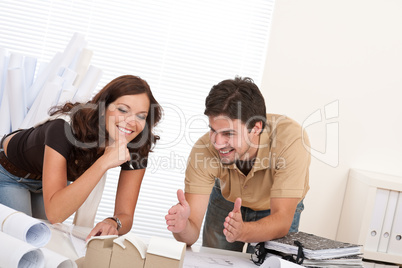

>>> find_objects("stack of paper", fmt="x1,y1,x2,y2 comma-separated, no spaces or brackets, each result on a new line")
263,232,363,267
301,255,363,267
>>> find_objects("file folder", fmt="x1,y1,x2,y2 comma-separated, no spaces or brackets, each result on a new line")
387,192,402,255
378,190,398,252
365,189,389,252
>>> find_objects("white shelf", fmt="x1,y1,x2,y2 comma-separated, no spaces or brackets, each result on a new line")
337,169,402,265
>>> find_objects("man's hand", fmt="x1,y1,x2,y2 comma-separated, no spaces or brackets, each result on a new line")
165,189,191,233
223,197,245,243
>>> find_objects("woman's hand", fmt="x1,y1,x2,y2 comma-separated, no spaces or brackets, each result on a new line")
102,131,131,169
85,218,119,241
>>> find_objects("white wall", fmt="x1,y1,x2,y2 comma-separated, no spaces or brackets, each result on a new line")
260,0,402,239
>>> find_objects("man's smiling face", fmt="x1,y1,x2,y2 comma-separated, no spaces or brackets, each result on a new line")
208,115,260,165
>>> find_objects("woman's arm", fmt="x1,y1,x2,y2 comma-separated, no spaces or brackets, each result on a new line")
42,132,130,224
86,168,145,239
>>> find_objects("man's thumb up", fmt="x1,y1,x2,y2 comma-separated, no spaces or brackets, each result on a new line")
233,197,242,213
177,189,189,207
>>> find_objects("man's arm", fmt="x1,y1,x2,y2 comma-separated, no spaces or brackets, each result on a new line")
165,190,210,246
224,197,299,243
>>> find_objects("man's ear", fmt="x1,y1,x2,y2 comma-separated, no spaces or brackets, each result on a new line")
252,121,263,135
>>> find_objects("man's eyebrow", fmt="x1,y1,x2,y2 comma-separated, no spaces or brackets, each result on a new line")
208,125,236,133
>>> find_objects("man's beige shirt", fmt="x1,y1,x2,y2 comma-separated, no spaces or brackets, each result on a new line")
185,113,310,211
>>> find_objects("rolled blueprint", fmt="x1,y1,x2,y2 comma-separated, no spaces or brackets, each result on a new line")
0,203,51,248
0,88,11,135
7,52,23,69
61,67,78,86
27,76,64,127
61,33,87,70
0,232,45,268
57,84,77,106
22,33,87,129
5,53,26,131
7,68,27,131
21,52,63,126
41,248,77,268
72,48,93,87
23,55,37,91
72,65,103,103
57,68,78,105
0,48,10,105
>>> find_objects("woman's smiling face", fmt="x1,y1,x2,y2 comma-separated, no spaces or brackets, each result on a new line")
105,93,150,143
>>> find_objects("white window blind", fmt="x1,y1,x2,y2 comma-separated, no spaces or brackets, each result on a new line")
0,0,275,245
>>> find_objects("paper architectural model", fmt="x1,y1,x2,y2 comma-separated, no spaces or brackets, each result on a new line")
82,235,117,268
78,234,186,268
110,233,147,268
145,236,186,268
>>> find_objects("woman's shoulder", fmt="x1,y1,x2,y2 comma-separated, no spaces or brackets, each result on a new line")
39,119,73,146
44,118,70,126
41,118,71,133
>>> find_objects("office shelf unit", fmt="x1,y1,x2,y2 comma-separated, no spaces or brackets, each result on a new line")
337,169,402,265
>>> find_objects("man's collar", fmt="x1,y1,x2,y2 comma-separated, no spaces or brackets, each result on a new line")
251,128,272,171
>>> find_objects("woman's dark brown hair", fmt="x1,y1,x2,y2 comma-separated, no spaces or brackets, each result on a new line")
50,75,162,180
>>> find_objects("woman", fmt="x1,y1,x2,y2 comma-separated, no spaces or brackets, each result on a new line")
0,75,162,239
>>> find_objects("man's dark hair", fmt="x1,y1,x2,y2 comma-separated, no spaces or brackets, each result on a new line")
204,76,266,130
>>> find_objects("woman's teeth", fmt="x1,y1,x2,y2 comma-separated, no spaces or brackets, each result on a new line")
118,126,133,134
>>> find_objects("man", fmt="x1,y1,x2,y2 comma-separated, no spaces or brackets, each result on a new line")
165,77,310,252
